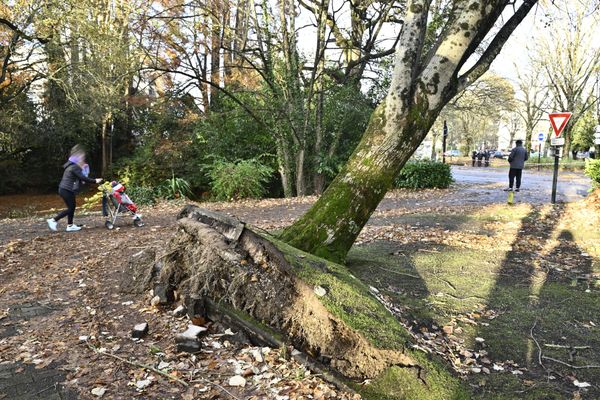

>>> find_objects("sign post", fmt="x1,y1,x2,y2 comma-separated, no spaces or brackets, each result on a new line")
442,120,448,164
548,112,572,204
537,132,545,171
594,125,600,157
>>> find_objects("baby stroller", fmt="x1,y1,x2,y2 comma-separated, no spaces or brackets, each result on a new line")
102,181,144,229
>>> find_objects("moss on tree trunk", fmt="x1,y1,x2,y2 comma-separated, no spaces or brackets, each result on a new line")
279,100,434,263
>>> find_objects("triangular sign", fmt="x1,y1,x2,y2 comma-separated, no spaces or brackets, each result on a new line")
549,112,572,138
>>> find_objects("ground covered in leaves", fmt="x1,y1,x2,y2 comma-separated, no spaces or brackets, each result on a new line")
1,179,599,399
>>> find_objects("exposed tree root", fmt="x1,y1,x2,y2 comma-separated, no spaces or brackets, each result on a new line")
137,205,420,381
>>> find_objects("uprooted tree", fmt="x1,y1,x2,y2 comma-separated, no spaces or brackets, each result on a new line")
133,1,542,398
138,206,472,398
279,0,539,263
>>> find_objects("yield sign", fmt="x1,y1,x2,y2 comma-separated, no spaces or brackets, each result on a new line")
549,112,572,138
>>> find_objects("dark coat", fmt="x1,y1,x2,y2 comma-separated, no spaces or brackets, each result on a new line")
508,145,529,169
58,162,96,194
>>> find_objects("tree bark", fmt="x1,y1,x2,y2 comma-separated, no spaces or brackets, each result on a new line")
295,146,306,196
280,102,435,262
280,0,539,262
101,113,112,176
430,131,438,160
209,0,223,108
276,136,295,197
525,123,533,153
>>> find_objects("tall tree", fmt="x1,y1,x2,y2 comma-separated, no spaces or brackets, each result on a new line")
502,112,523,149
442,73,515,153
514,64,547,152
144,0,400,197
280,0,539,263
0,3,48,105
535,0,600,157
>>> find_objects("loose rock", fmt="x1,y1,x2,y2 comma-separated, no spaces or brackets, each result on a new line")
173,304,187,318
228,375,247,387
153,284,175,304
314,285,327,297
175,324,208,353
91,387,107,397
131,322,149,339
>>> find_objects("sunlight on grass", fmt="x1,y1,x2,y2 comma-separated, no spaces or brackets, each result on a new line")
348,201,600,398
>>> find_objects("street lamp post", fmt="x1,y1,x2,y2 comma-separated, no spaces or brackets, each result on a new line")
442,120,448,164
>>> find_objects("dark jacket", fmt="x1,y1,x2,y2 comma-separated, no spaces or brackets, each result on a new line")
508,145,528,169
58,162,96,194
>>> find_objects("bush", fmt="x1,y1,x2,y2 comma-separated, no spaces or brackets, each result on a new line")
157,175,192,199
394,161,453,189
208,159,273,200
585,159,600,187
126,186,157,205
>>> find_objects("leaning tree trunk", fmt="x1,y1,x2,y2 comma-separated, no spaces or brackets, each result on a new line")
279,0,538,262
279,102,434,262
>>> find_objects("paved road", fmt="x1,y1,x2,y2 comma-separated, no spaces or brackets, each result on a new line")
450,166,592,205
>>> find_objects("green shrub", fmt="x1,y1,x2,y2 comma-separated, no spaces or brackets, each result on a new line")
208,159,273,200
585,159,600,187
126,186,157,205
394,161,453,189
157,175,193,199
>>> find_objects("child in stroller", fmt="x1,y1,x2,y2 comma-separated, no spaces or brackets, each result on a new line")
102,181,144,229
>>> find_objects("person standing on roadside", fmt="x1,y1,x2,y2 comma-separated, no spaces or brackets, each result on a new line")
504,140,528,192
47,145,103,232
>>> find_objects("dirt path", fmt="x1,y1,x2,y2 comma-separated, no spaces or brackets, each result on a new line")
0,185,492,246
0,202,361,399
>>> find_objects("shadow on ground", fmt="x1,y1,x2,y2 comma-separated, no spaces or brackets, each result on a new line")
346,203,600,399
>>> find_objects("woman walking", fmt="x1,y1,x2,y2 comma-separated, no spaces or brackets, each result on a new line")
47,145,103,232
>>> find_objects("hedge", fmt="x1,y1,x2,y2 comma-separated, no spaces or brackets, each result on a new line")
394,161,453,189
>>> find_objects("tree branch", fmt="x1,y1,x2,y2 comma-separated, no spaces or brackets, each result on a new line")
0,18,51,44
456,0,538,93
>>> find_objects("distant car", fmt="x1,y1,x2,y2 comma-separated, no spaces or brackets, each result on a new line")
576,151,589,159
444,149,461,157
493,151,505,159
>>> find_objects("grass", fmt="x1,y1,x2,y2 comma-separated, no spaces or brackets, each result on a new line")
251,198,600,398
345,202,600,399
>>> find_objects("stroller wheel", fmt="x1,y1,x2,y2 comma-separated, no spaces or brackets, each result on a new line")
133,218,144,227
105,221,114,230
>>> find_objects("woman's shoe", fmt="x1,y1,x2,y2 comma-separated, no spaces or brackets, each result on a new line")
66,225,82,232
47,219,58,231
